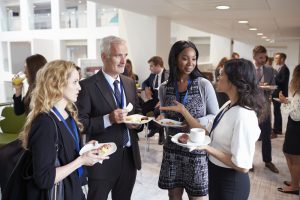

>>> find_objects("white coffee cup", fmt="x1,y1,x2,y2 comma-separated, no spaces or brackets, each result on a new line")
190,128,205,143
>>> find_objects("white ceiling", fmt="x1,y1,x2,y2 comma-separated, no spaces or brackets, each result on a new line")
91,0,300,46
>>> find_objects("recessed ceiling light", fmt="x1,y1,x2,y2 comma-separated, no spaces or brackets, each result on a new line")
262,36,267,39
249,28,258,31
257,33,263,36
266,39,270,41
216,5,230,10
238,20,248,24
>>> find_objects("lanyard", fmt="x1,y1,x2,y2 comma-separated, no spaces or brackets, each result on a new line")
210,103,237,136
175,79,192,106
52,107,83,177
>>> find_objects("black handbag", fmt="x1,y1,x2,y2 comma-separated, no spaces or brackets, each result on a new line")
2,114,64,200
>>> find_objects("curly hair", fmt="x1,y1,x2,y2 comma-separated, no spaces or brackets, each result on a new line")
167,40,205,86
20,60,83,148
223,58,265,120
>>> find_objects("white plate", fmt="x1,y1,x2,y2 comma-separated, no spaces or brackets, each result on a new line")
259,85,277,90
154,118,183,127
124,114,152,125
171,133,211,148
79,142,117,158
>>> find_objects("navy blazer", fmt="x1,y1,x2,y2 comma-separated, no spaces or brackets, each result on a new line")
142,69,169,99
273,64,290,97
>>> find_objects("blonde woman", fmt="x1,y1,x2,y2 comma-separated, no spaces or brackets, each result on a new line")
19,60,106,200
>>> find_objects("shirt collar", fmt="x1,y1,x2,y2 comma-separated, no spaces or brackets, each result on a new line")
102,70,120,86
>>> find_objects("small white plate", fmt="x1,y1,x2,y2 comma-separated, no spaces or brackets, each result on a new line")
79,142,117,158
259,85,278,90
171,133,211,148
124,114,152,125
154,118,183,127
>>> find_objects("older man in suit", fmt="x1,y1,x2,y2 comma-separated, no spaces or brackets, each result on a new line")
141,56,169,145
253,45,279,173
272,53,290,137
77,36,142,200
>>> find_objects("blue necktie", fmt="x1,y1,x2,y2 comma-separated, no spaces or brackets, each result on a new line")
113,80,129,146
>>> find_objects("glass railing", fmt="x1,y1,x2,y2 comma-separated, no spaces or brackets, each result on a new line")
96,8,118,27
34,13,52,29
60,10,87,28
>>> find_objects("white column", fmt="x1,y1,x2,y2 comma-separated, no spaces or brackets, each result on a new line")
87,1,96,29
87,1,97,58
156,17,171,69
20,0,33,30
51,0,63,30
0,5,7,31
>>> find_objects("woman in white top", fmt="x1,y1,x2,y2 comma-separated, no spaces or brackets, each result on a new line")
277,64,300,195
160,59,264,200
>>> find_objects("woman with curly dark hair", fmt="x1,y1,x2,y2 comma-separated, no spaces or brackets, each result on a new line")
161,58,264,200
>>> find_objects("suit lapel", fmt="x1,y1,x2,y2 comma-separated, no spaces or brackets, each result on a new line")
95,71,117,110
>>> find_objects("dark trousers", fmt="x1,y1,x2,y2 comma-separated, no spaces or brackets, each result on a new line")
260,114,272,162
87,147,137,200
208,161,250,200
272,100,282,133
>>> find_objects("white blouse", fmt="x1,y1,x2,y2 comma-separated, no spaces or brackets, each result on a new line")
208,101,260,169
281,93,300,121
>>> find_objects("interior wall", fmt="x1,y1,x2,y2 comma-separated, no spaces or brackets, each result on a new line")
32,38,55,61
119,9,156,83
10,41,31,74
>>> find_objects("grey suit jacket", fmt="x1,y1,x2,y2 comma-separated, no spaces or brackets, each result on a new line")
76,70,141,179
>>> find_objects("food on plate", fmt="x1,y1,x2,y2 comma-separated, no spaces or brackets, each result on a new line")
178,133,189,144
141,116,148,121
97,144,111,155
161,121,175,125
125,115,148,123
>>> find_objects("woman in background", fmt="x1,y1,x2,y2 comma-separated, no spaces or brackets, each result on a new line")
158,40,219,200
161,59,263,200
12,54,47,115
20,60,106,199
277,64,300,195
123,59,139,84
214,57,229,108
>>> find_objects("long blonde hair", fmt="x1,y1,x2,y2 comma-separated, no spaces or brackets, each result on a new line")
20,60,83,149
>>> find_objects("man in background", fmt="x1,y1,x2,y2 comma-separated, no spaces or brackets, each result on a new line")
142,56,169,145
253,45,279,173
272,53,290,137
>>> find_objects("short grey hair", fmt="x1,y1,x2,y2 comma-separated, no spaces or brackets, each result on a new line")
100,36,126,55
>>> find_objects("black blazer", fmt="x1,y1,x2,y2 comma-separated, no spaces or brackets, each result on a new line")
273,64,290,97
142,69,169,99
76,70,141,180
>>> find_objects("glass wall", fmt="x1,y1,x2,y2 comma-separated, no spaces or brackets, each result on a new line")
96,5,118,27
33,2,51,29
6,5,21,31
61,1,87,28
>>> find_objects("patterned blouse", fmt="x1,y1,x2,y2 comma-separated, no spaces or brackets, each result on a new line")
281,93,300,121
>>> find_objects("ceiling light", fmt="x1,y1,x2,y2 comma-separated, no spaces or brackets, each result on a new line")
257,33,263,36
238,20,248,24
266,39,270,41
78,0,82,3
216,5,230,10
262,36,267,39
249,28,258,31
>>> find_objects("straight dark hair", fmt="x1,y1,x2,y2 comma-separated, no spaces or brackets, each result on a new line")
224,58,265,120
167,40,205,86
